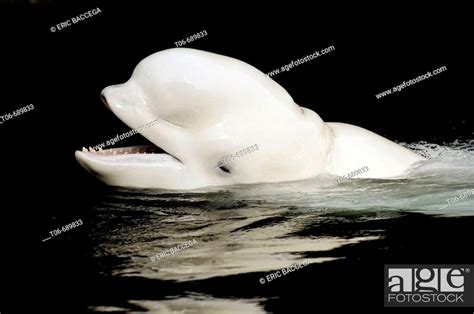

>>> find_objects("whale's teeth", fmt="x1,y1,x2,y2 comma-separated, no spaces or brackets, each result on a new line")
98,147,103,151
89,147,94,152
82,147,86,152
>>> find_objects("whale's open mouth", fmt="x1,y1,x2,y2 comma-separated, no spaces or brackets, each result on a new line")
76,80,184,168
77,141,182,165
81,145,160,155
80,143,179,160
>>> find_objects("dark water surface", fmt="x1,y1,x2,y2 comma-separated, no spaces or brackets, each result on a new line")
39,142,474,312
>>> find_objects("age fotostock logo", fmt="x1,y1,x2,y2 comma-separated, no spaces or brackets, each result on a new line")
384,265,474,307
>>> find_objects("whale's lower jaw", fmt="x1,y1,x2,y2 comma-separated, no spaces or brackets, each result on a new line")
75,147,209,190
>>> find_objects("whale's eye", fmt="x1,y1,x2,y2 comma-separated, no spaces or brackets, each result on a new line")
219,165,231,174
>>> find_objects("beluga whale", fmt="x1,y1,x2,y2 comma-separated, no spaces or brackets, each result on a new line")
75,48,425,190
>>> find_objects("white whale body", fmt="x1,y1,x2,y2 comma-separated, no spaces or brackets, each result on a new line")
75,48,424,190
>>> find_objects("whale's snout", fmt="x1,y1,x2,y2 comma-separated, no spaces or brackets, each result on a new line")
100,83,143,113
100,89,110,110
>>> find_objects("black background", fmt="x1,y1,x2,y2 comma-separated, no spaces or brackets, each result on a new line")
0,1,472,312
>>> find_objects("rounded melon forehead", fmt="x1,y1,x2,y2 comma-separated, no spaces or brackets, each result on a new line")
131,48,298,115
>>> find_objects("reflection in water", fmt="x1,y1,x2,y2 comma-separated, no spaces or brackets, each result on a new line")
93,296,267,313
84,141,474,312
